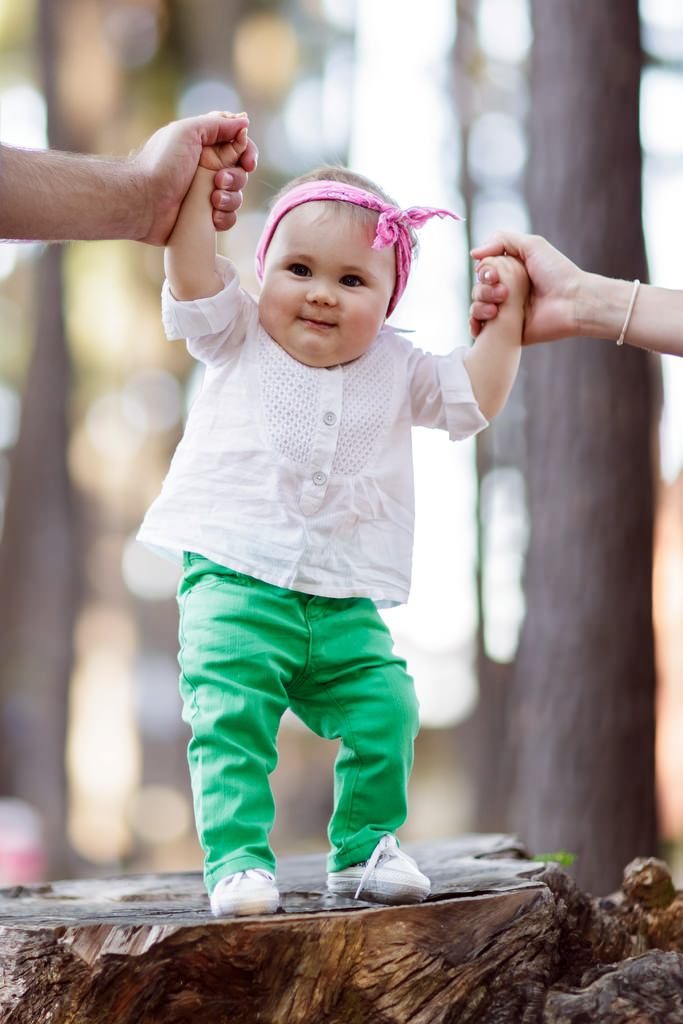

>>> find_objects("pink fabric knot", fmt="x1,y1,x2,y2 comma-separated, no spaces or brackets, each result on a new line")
372,206,462,251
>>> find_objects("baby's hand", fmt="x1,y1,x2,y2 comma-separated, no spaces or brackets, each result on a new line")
470,255,527,336
479,255,528,308
199,124,250,173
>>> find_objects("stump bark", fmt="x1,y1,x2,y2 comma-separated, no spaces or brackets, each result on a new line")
1,835,682,1023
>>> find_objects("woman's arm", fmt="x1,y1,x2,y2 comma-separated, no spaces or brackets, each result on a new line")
470,232,683,357
575,273,683,356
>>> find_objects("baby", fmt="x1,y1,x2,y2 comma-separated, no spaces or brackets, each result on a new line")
138,124,528,916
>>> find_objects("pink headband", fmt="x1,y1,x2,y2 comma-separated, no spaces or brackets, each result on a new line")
255,180,463,316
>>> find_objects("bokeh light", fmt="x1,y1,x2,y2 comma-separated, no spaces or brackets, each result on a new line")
179,79,242,120
468,111,526,186
133,651,184,740
470,191,529,246
0,83,46,148
122,533,180,600
233,13,299,103
282,77,327,163
641,0,683,60
480,467,528,663
477,0,531,63
641,67,683,157
122,369,182,435
67,643,140,863
0,244,18,281
322,0,357,31
126,785,191,845
321,45,354,155
0,382,20,449
103,5,160,69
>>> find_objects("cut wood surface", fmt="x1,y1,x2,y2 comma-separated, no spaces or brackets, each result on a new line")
1,835,682,1023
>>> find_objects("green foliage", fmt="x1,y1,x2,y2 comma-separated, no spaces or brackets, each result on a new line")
531,850,577,867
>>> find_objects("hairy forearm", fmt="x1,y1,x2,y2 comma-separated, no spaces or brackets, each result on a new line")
0,144,150,242
465,306,523,420
577,272,683,356
164,167,222,300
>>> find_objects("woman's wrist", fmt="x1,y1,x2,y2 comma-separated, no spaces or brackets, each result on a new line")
575,271,634,342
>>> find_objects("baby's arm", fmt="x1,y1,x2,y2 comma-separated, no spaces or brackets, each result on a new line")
164,126,249,301
463,255,528,420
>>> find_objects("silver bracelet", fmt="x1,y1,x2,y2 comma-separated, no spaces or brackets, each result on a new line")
616,279,640,346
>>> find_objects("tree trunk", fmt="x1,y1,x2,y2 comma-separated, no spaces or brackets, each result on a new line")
0,0,79,876
0,248,77,876
510,0,658,894
2,837,682,1024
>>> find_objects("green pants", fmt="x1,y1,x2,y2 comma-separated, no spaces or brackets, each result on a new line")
177,553,420,891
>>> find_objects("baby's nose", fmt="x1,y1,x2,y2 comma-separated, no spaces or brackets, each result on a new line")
307,279,337,304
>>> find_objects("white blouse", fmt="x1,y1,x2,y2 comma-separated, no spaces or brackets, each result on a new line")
138,257,488,607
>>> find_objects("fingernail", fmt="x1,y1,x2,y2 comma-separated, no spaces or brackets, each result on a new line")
223,172,234,186
482,270,492,283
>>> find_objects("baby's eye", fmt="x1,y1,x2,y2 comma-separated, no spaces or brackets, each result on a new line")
289,263,311,277
340,274,363,287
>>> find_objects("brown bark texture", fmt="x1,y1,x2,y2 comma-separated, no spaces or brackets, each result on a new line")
509,0,658,894
1,837,682,1024
0,0,79,876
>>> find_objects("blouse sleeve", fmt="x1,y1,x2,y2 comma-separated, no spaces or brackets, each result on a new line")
407,344,489,440
160,255,256,366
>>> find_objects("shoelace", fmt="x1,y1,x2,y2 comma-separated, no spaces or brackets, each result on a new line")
354,834,418,899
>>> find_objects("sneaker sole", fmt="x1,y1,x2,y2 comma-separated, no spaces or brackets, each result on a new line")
211,894,280,917
327,878,429,904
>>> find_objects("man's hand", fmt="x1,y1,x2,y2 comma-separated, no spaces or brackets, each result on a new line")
132,111,258,245
198,125,253,234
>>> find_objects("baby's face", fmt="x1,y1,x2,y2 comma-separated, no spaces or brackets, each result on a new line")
258,202,396,368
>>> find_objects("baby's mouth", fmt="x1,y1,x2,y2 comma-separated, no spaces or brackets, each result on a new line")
300,316,336,329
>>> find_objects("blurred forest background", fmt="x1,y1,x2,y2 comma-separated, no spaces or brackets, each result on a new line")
0,0,682,897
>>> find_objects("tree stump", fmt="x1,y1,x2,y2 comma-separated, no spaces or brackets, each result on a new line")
1,836,682,1023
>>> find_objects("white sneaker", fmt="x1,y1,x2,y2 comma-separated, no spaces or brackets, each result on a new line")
327,835,431,905
210,869,280,917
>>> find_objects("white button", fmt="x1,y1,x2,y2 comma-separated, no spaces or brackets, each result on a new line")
312,471,327,486
323,411,337,426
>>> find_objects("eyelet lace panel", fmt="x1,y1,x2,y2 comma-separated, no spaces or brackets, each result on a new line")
333,339,393,475
259,334,321,464
259,334,393,475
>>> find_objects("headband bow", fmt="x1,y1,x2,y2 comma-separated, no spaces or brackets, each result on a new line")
255,180,462,316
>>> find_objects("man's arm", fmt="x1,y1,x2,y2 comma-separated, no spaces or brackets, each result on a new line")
0,112,257,245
